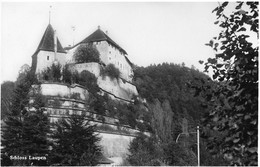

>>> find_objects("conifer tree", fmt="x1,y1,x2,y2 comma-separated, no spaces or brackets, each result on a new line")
49,114,102,166
1,71,50,166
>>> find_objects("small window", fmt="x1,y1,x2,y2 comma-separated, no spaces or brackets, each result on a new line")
109,51,111,54
47,56,49,60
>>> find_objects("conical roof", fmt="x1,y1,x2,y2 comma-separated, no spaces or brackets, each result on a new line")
78,28,127,55
35,24,66,54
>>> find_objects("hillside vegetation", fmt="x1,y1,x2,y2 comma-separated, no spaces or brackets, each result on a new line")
126,63,227,166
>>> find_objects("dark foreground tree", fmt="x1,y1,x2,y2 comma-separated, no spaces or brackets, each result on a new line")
1,81,15,120
1,71,50,166
199,2,258,165
49,114,102,166
74,44,100,63
127,134,163,166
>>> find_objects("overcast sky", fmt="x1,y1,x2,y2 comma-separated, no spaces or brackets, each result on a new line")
1,2,224,82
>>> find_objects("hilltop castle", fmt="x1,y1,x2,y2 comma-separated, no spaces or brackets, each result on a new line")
30,23,142,165
31,24,137,102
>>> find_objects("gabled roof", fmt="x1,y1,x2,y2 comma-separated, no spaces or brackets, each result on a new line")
78,28,127,55
34,24,66,54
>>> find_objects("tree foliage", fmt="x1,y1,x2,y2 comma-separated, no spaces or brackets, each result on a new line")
41,63,62,82
199,2,258,165
100,63,121,80
1,81,15,120
74,44,100,63
49,114,102,166
127,134,163,166
131,63,228,165
1,71,50,166
78,70,99,94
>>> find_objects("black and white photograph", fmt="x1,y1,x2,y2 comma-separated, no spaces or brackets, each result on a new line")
1,1,258,166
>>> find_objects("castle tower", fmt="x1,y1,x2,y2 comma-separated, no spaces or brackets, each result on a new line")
31,24,66,74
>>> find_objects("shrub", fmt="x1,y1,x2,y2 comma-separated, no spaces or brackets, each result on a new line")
70,92,81,100
62,64,73,84
100,64,121,80
41,63,62,82
79,70,99,94
74,44,100,63
71,71,80,84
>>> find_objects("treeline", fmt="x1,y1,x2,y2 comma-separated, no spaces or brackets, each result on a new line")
125,63,228,166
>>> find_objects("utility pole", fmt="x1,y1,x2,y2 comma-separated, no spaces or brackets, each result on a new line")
176,126,200,166
197,126,200,167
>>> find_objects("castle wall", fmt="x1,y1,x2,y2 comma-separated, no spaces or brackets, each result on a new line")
35,50,66,74
94,41,109,65
67,41,133,82
69,62,101,77
40,83,88,100
68,63,138,101
98,76,138,101
98,133,134,161
95,41,133,82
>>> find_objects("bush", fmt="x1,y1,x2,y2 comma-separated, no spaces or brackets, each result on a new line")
62,64,73,84
74,44,100,63
41,63,62,82
70,92,81,100
79,70,99,94
101,64,121,80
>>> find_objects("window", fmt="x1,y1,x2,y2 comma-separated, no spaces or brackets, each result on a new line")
47,56,49,60
109,51,111,54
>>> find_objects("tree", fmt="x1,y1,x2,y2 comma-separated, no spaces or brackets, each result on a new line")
1,81,15,120
74,44,100,63
49,114,102,166
162,142,197,166
1,71,50,166
100,63,121,80
127,134,163,166
200,2,258,165
41,63,62,82
79,70,99,94
62,64,73,85
18,93,50,166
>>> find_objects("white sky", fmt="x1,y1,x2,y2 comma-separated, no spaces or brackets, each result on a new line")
1,2,224,82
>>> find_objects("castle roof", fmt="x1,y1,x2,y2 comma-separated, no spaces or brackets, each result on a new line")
34,24,66,55
78,28,127,55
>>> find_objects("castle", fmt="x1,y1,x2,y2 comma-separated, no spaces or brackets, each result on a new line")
30,23,142,165
31,24,138,102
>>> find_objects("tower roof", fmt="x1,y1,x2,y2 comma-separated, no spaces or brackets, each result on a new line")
34,24,66,54
78,28,127,55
